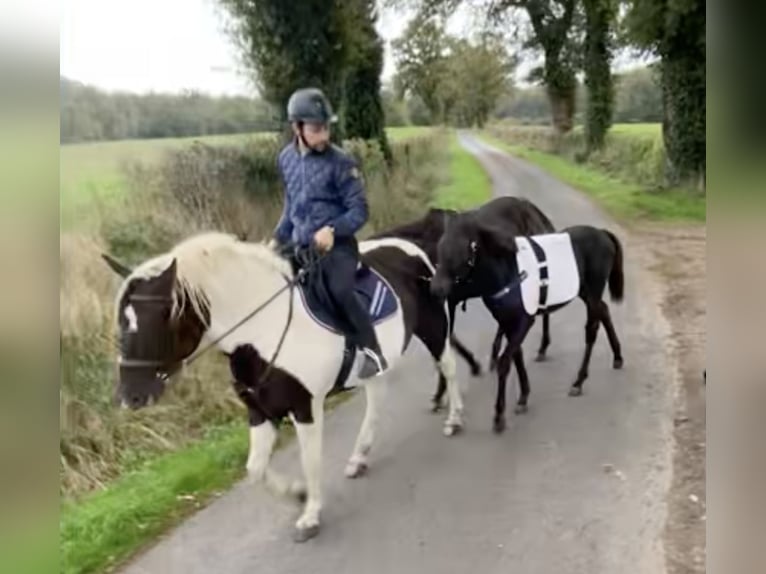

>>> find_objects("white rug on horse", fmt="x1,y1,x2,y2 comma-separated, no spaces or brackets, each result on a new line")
515,233,580,315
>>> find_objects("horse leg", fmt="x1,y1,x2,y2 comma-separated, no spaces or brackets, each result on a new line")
345,382,384,478
570,301,601,396
450,334,482,376
488,326,505,372
493,341,513,433
291,397,324,543
513,346,531,414
535,311,551,361
246,422,305,502
598,300,624,369
439,341,464,436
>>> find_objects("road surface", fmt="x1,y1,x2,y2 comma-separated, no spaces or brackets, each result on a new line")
121,132,675,574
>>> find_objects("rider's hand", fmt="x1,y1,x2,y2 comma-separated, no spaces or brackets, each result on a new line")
313,226,335,252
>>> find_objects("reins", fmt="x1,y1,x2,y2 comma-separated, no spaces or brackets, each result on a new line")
150,246,325,387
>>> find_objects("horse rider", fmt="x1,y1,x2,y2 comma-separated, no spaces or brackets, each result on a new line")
268,87,389,379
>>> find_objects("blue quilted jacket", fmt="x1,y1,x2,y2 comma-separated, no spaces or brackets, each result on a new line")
273,141,368,247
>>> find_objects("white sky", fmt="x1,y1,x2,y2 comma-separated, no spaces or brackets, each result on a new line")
60,0,476,96
60,0,646,97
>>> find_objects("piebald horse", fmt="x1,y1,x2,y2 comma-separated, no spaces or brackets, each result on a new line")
103,232,465,542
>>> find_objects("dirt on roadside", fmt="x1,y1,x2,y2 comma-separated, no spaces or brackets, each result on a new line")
631,222,706,574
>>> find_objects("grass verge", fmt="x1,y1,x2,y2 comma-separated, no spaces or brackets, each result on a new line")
60,393,354,574
433,131,492,210
60,129,445,574
478,132,706,224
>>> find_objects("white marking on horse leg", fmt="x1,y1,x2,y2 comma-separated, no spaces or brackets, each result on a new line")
124,304,138,332
246,423,280,487
292,398,324,533
345,381,384,478
439,343,464,436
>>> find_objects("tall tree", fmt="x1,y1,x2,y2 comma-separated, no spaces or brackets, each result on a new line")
343,0,392,160
219,0,350,140
625,0,705,187
392,12,451,123
582,0,616,152
446,34,516,127
398,0,583,134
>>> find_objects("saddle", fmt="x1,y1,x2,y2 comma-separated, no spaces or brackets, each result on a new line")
287,245,398,392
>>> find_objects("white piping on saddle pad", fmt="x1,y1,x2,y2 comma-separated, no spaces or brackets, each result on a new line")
515,233,580,315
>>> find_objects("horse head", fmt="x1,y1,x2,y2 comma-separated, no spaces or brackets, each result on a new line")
103,252,209,409
431,211,519,298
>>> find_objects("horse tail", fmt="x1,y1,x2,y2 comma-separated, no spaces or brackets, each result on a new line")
604,229,624,302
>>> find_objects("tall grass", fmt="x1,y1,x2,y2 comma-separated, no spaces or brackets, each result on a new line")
485,124,670,190
60,129,448,502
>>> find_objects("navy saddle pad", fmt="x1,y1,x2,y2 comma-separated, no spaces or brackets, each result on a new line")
297,263,398,334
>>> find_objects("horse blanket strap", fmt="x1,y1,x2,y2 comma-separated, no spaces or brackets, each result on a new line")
527,237,549,309
489,270,529,300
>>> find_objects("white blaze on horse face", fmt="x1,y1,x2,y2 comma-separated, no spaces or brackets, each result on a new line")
124,304,139,332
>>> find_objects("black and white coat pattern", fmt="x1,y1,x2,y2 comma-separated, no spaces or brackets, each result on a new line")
104,232,465,543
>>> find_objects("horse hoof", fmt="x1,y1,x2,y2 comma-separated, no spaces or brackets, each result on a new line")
470,364,482,377
443,423,462,437
514,404,528,415
568,386,583,397
344,461,368,479
613,358,624,369
535,353,547,362
293,524,320,543
493,418,506,433
430,401,444,413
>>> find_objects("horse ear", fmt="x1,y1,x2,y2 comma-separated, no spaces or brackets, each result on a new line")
101,253,133,278
155,258,177,290
475,218,518,256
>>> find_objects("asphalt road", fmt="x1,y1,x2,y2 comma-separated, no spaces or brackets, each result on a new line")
120,132,675,574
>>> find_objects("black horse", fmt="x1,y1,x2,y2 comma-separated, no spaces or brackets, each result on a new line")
373,195,556,410
430,205,625,432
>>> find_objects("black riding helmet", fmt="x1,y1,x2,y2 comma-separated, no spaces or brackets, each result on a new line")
287,87,338,125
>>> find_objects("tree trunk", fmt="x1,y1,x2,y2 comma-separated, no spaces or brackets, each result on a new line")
583,0,614,152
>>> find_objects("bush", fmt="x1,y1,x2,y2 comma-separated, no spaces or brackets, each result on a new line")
486,124,668,189
60,131,447,500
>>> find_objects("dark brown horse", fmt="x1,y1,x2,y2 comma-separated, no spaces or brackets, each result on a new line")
373,195,556,411
430,205,626,432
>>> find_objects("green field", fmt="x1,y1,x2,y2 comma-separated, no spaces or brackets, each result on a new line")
60,127,434,229
59,125,442,574
479,126,706,224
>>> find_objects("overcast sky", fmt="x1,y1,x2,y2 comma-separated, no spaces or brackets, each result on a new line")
60,0,647,96
60,0,485,96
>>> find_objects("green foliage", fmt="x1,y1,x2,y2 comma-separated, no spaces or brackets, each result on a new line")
60,77,278,144
613,65,662,122
381,88,409,126
406,94,433,126
523,0,582,134
582,0,616,152
444,33,515,128
624,0,706,186
342,0,392,161
434,132,492,209
481,130,705,222
219,0,350,139
392,11,450,122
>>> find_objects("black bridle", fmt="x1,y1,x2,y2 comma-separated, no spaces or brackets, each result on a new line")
118,247,325,386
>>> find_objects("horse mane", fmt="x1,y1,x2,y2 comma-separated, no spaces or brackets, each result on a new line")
117,232,293,322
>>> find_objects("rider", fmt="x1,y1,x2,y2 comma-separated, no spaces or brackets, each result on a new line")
269,87,389,379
